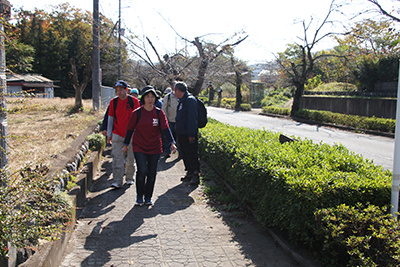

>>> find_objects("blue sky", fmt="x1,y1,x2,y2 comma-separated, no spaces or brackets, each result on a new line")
10,0,397,64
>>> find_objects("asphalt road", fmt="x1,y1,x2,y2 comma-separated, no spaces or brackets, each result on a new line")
206,107,395,171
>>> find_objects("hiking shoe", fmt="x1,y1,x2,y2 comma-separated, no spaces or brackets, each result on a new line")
144,199,153,206
136,197,144,206
126,180,134,185
110,182,121,189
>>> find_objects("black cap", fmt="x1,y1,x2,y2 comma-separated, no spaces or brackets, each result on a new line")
113,80,128,88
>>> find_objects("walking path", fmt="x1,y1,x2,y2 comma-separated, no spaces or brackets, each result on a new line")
60,146,300,266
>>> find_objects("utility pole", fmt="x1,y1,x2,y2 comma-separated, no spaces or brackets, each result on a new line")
118,0,121,80
391,59,400,218
0,0,10,171
92,0,100,110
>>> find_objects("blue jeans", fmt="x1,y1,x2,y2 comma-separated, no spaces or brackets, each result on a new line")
134,152,160,201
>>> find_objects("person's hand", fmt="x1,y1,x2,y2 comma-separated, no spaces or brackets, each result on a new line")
189,137,195,143
107,136,112,144
102,130,107,136
171,143,177,154
122,145,128,154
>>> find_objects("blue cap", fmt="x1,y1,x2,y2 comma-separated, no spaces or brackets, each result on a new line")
113,80,128,89
130,88,139,94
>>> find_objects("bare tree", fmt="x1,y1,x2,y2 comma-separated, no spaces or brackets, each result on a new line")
125,23,248,96
367,0,400,22
276,0,341,115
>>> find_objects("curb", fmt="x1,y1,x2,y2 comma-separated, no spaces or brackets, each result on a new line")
17,122,103,267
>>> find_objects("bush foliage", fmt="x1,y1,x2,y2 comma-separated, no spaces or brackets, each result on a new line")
199,119,396,266
86,133,106,151
0,164,72,259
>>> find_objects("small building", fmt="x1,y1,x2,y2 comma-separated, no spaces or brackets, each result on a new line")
6,73,59,98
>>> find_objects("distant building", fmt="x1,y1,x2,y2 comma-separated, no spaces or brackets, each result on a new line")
6,73,59,98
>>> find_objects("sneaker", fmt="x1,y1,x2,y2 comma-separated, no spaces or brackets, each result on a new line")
144,199,153,206
136,197,144,206
110,182,121,189
126,180,134,185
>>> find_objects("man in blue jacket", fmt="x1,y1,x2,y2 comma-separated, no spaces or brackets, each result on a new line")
174,81,200,186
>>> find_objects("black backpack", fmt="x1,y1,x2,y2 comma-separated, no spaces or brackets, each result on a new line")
195,96,207,128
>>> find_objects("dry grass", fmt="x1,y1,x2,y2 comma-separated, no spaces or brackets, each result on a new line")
7,97,103,174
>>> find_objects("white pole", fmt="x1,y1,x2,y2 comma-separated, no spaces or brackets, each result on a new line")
391,59,400,218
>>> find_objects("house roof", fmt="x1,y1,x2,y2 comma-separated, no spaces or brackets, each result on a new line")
7,73,60,88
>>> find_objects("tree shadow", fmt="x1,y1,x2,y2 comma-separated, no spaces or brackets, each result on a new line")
80,178,197,266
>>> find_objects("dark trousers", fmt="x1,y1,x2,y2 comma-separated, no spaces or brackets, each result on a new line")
134,152,160,201
178,134,200,173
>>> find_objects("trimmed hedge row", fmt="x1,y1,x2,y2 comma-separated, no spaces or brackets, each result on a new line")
294,109,395,133
260,107,395,133
199,119,398,266
262,106,290,116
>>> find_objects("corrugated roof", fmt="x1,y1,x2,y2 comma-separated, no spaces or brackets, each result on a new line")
6,73,54,83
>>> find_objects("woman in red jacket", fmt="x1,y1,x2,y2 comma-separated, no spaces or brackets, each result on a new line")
122,86,177,206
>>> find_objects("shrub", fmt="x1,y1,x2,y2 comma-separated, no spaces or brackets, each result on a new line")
221,98,236,109
305,75,323,91
262,106,290,116
315,204,400,266
199,119,393,265
198,96,209,105
240,103,251,111
0,164,73,259
86,133,106,151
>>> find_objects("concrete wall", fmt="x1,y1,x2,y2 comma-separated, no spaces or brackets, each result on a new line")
299,96,397,119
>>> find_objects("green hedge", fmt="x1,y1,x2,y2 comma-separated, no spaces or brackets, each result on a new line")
240,103,251,111
262,106,290,116
199,119,396,266
294,109,395,133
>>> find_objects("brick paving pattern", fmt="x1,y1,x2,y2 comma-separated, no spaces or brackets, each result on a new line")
60,146,299,266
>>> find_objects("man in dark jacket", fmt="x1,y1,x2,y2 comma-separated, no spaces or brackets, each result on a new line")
174,81,200,185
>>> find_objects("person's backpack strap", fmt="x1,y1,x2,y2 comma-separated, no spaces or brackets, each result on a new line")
113,96,119,124
136,107,142,124
127,95,134,109
136,107,162,134
113,95,134,125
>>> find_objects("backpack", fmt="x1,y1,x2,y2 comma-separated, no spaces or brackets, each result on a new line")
113,95,134,124
195,96,207,128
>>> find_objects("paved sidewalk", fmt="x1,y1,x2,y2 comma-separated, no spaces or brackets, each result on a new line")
60,146,299,266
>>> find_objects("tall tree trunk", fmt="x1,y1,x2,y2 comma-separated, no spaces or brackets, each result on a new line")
191,37,207,96
69,58,92,110
290,83,304,116
235,71,242,111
